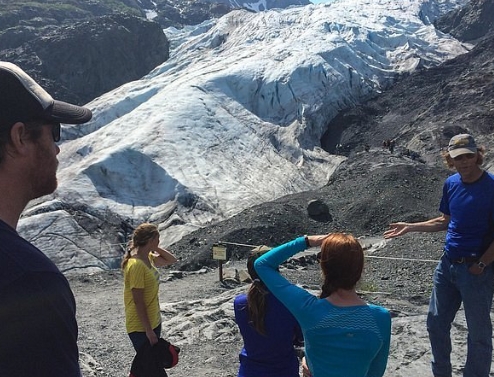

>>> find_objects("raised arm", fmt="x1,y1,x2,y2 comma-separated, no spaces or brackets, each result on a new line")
384,214,450,239
152,247,177,267
254,236,330,326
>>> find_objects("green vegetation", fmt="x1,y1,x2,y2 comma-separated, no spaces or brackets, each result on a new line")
357,280,379,293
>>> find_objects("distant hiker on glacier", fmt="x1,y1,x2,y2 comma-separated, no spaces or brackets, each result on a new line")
385,133,494,377
388,139,395,153
255,233,391,377
0,61,92,376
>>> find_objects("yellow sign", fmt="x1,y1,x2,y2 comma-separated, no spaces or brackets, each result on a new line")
212,245,227,260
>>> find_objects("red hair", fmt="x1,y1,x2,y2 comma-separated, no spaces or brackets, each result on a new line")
318,233,364,298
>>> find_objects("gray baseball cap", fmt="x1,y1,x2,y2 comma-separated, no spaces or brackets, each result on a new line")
0,61,92,129
447,134,477,158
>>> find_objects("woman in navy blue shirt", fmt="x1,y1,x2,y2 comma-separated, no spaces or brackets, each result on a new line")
234,246,303,377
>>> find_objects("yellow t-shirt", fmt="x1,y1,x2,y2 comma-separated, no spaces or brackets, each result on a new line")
123,254,161,333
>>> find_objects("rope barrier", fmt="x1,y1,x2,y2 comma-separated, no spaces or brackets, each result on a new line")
218,240,440,264
53,239,441,267
364,255,438,263
217,240,259,248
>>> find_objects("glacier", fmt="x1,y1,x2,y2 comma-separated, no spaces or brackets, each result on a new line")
19,0,469,273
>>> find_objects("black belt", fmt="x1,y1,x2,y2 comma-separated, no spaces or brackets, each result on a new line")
448,256,479,264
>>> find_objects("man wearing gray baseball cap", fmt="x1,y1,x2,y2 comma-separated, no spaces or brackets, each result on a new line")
385,133,494,377
0,61,92,377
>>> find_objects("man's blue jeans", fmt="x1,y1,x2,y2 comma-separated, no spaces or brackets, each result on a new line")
427,254,494,377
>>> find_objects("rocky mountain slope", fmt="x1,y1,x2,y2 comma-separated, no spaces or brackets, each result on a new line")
435,0,494,41
0,14,169,105
321,21,494,166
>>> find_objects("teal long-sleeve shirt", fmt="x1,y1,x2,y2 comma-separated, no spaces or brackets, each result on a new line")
254,237,391,377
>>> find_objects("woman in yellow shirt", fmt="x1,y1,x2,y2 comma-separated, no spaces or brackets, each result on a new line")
122,223,177,351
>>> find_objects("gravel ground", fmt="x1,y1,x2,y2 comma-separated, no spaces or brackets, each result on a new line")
70,234,446,376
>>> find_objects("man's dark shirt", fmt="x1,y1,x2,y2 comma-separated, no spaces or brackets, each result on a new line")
0,219,80,376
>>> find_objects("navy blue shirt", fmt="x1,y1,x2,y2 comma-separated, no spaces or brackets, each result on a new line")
0,219,81,376
234,292,302,377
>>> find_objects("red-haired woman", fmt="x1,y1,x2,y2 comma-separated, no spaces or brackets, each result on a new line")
255,233,391,377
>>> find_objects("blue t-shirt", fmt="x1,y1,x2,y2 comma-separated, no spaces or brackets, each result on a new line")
255,237,391,377
440,171,494,258
0,219,80,377
234,291,303,377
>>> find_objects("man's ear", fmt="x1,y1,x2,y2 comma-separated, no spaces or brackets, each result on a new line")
8,122,30,155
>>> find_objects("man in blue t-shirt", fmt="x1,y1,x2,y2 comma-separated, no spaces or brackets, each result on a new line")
0,62,92,376
384,133,494,377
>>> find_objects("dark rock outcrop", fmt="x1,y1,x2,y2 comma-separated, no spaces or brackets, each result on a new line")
153,1,232,28
0,1,143,31
435,0,494,42
0,14,169,105
320,32,494,165
307,199,331,222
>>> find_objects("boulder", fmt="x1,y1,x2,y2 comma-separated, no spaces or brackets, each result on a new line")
307,199,331,220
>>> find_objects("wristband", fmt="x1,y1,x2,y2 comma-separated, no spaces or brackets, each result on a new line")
304,235,310,248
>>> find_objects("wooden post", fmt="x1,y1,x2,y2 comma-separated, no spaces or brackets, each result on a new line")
218,260,223,282
212,244,228,282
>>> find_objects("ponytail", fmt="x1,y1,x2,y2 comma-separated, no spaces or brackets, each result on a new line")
320,281,336,299
121,240,136,269
247,279,268,335
246,246,272,336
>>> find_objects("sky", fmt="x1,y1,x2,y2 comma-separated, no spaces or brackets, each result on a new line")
20,0,469,273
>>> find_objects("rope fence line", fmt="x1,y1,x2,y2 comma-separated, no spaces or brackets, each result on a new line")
217,241,259,248
57,240,440,270
364,255,439,263
217,240,440,264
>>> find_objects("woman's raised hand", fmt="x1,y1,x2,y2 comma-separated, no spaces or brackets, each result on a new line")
307,234,331,247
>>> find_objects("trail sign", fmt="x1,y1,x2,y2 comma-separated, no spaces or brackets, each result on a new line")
212,244,228,261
